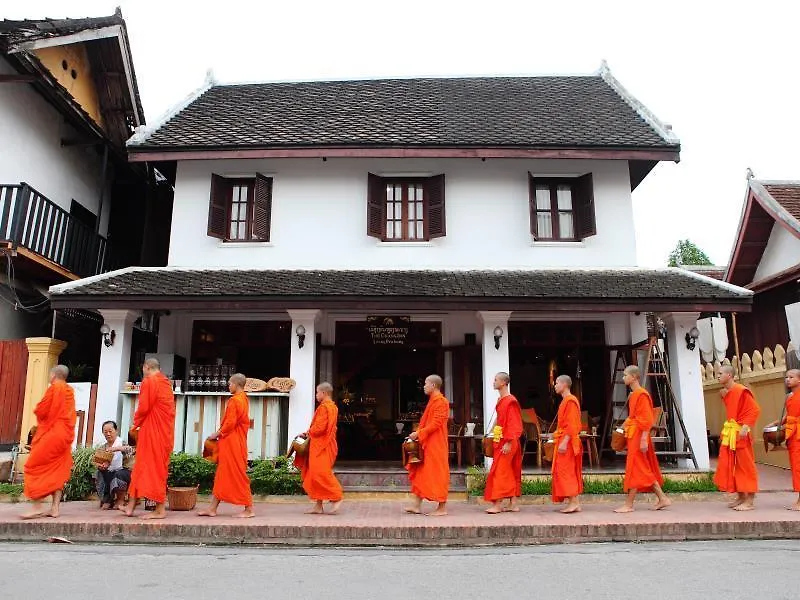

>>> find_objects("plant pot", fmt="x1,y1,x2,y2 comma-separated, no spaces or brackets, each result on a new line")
167,486,199,511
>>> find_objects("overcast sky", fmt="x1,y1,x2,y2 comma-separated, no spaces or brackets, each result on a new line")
9,1,799,267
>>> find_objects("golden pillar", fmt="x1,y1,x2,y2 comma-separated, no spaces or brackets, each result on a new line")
16,337,67,473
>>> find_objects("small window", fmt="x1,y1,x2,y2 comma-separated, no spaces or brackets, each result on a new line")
528,174,595,241
367,174,445,241
207,174,272,242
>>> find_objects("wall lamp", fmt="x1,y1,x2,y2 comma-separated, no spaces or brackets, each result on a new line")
296,324,306,349
685,326,700,351
100,323,116,347
493,325,503,350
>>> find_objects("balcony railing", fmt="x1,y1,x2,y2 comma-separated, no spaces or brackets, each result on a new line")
0,183,114,278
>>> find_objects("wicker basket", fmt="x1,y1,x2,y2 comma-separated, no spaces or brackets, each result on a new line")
203,439,219,464
92,449,114,468
266,377,297,393
482,436,495,458
543,439,555,463
244,378,268,392
128,426,139,446
167,486,199,511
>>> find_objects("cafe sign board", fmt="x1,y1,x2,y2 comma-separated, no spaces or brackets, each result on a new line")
366,316,411,345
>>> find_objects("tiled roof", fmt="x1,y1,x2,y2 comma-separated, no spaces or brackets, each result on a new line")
50,268,750,310
131,74,679,150
763,184,800,224
0,11,124,50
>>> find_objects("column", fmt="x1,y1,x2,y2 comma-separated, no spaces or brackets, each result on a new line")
95,309,139,445
663,312,710,470
478,311,512,465
287,310,320,446
18,338,68,471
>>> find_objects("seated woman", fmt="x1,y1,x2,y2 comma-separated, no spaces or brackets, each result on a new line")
95,421,133,510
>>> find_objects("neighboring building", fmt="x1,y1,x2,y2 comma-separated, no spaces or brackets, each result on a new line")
49,63,752,468
725,175,800,352
0,10,170,446
0,11,172,353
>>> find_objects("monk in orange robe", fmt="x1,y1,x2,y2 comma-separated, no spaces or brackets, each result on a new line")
198,373,254,518
771,368,800,510
405,374,450,516
20,365,76,520
484,372,523,513
124,357,176,519
294,382,343,514
551,374,583,514
713,364,761,510
614,365,671,513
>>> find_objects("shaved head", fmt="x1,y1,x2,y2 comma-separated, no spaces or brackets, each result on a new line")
229,373,246,388
317,382,333,395
495,372,510,385
143,357,160,370
50,365,68,380
556,374,572,387
426,374,443,389
623,365,640,379
720,365,735,377
787,368,800,378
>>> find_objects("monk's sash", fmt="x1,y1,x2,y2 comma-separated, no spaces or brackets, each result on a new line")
785,415,800,442
720,419,743,451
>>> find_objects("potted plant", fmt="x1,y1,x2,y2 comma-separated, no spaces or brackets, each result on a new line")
166,453,216,510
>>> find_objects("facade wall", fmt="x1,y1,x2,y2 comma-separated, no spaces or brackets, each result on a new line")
753,222,800,282
168,157,636,269
34,44,104,128
0,57,110,235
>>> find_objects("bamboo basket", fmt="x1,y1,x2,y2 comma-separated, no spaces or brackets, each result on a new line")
92,449,114,468
543,439,555,462
611,428,627,452
167,486,199,511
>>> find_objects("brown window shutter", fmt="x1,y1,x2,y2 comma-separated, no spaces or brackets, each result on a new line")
427,174,446,238
528,172,538,237
207,174,228,239
252,174,273,241
367,173,385,239
573,173,596,239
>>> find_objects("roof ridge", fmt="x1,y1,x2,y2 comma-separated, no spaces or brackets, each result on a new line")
127,69,216,147
596,60,680,146
757,179,800,186
749,179,800,235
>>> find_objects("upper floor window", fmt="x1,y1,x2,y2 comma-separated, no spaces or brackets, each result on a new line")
207,174,272,242
528,174,596,241
367,174,446,241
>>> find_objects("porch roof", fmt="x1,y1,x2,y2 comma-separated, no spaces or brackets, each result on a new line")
49,267,753,312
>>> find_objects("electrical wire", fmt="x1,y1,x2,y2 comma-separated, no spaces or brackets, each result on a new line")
0,251,52,313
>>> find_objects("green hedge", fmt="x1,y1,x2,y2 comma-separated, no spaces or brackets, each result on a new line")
468,467,717,496
0,483,23,498
57,450,303,501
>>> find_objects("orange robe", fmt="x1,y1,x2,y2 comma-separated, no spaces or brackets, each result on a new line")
294,398,343,501
713,383,760,494
622,387,664,493
128,372,175,504
484,394,523,501
783,389,800,492
23,381,76,500
212,391,253,506
406,390,450,502
551,393,583,502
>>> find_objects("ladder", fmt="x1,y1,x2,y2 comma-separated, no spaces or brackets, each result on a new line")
599,347,631,457
643,336,698,469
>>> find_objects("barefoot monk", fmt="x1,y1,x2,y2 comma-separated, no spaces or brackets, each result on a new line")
484,372,523,514
551,375,583,514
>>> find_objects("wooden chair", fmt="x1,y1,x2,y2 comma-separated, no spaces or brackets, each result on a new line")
522,420,543,467
650,406,670,448
447,421,463,468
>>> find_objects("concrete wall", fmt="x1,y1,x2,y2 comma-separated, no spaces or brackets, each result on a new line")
168,157,636,269
753,222,800,283
702,342,795,468
0,57,110,235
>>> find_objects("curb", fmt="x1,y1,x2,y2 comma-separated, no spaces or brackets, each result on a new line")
2,519,800,547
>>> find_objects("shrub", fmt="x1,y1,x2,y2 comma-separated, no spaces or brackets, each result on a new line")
466,465,487,496
662,474,717,493
0,483,23,498
249,456,302,495
63,446,97,501
168,453,216,492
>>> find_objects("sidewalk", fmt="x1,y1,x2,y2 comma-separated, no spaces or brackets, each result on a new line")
1,492,799,547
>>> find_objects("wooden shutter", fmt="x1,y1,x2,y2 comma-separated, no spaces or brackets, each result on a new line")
367,173,385,239
252,174,273,241
427,174,446,238
207,174,227,239
528,173,538,237
573,173,596,239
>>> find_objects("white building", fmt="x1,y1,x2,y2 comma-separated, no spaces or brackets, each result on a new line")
49,64,752,470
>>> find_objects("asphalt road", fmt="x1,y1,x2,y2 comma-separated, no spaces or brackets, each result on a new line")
0,540,798,599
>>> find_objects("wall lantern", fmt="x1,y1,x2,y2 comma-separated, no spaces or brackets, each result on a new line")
685,326,700,351
100,323,116,347
296,324,306,349
493,325,504,350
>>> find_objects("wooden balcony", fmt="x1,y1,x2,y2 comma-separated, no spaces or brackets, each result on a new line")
0,183,115,281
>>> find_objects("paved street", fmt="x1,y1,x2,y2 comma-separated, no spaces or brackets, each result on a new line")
0,540,798,599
